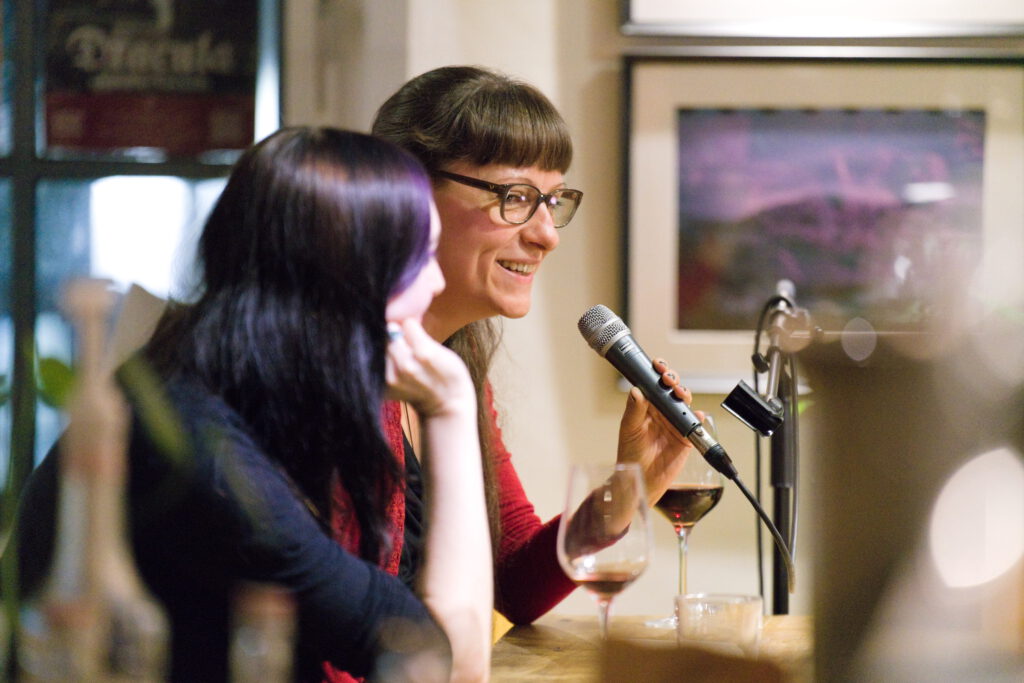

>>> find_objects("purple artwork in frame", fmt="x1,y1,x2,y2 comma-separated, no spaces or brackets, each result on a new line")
674,108,986,332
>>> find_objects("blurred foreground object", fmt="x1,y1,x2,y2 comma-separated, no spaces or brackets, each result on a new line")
803,288,1024,680
230,582,296,683
18,279,168,681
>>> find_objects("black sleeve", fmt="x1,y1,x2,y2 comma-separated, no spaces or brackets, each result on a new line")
199,418,450,678
140,383,451,680
13,442,61,600
16,374,451,682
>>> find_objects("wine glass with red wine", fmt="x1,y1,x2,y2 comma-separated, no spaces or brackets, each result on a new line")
646,415,725,629
556,462,651,638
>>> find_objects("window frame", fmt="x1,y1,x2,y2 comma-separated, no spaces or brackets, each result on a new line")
1,0,281,511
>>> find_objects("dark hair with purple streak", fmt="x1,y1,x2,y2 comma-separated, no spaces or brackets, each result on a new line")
146,127,433,562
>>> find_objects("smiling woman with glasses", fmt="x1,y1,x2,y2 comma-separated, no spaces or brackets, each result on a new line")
371,65,697,633
435,169,583,228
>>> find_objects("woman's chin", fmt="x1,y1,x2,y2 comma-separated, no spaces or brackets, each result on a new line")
497,300,532,320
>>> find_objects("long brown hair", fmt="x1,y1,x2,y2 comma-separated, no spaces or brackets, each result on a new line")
372,66,574,544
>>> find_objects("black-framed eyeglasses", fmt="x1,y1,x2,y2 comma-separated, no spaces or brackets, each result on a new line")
436,170,583,228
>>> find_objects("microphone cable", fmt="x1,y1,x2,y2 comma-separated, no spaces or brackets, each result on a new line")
731,468,796,594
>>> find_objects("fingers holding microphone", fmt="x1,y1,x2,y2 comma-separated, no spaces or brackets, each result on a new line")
653,357,692,404
618,357,701,457
616,359,697,506
651,358,705,437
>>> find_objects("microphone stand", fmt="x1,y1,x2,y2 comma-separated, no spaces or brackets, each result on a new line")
763,288,800,615
723,280,809,615
769,368,796,615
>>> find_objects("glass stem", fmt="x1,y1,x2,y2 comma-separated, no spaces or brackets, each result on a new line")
677,526,691,596
596,597,612,639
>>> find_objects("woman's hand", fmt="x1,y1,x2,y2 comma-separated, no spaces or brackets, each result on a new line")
616,358,705,507
387,321,492,682
384,319,475,419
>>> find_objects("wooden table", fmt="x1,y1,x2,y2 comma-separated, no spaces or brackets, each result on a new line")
491,613,813,682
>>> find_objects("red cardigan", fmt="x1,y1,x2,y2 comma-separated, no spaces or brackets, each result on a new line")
324,389,575,681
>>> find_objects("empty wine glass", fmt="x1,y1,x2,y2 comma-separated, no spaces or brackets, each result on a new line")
556,462,651,638
646,415,725,629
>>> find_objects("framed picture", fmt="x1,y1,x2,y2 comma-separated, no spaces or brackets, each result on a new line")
620,0,1024,39
44,0,259,159
623,52,1024,386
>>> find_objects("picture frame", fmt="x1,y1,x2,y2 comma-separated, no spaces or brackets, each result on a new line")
623,50,1024,388
620,0,1024,39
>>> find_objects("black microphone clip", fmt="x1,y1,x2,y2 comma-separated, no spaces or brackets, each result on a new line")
722,380,784,437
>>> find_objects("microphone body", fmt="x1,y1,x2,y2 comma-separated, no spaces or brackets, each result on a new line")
578,305,738,479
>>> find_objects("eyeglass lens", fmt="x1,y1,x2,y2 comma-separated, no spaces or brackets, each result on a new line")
502,185,580,227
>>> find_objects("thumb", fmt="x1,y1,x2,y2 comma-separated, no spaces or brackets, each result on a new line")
620,387,647,432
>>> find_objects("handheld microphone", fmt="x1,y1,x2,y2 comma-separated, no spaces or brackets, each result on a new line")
577,304,738,480
577,303,797,593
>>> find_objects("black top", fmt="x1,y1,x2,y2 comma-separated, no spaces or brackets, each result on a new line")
398,435,425,589
15,375,449,682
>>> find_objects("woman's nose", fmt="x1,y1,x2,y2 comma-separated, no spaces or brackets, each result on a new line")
520,204,560,252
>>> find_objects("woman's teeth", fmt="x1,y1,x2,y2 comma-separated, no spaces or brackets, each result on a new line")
498,261,536,275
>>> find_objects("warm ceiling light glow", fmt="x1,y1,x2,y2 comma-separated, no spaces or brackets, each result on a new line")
929,447,1024,588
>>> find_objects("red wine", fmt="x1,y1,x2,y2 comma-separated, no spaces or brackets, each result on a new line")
655,484,723,531
573,570,640,598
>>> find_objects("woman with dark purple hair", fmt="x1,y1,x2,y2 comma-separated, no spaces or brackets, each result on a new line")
16,127,492,682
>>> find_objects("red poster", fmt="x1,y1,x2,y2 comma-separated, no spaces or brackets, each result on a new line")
45,0,258,159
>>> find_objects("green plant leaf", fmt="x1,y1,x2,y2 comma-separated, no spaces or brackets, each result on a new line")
118,357,188,464
36,357,75,408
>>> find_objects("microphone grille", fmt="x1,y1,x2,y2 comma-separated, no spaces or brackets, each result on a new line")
578,304,629,353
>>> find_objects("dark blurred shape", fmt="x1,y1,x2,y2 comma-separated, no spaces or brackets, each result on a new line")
802,317,1024,681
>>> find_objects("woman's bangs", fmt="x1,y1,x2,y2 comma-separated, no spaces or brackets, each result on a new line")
463,93,572,172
